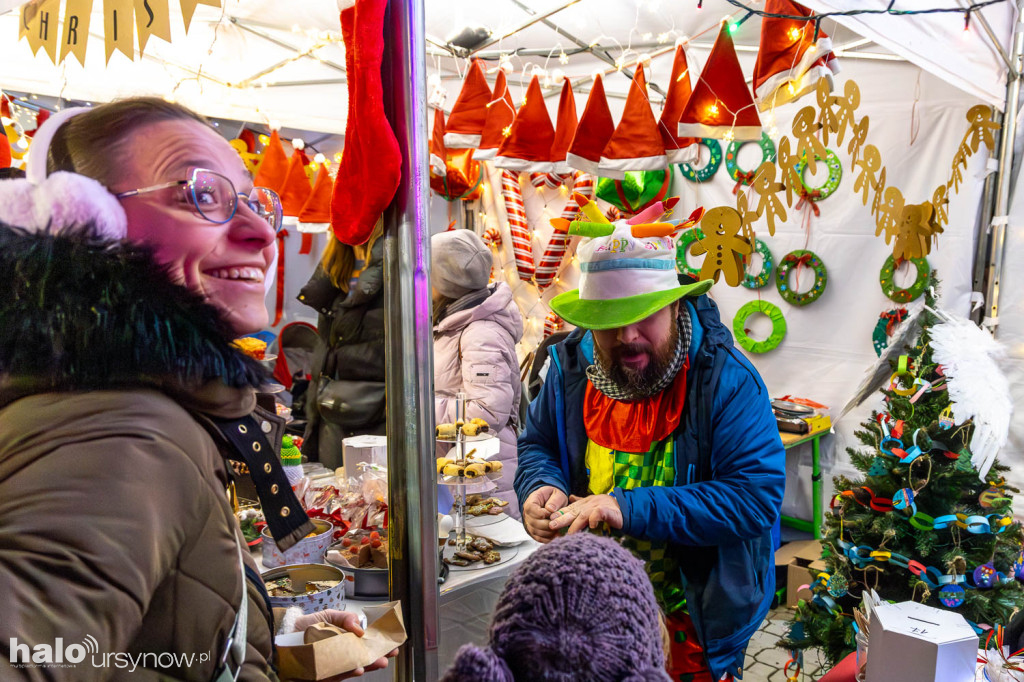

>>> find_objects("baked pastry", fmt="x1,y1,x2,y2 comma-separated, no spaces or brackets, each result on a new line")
232,337,267,360
436,457,453,474
464,462,488,478
436,423,458,439
469,417,490,432
442,462,466,477
485,460,503,473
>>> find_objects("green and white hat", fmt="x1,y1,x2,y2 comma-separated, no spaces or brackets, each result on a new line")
550,216,711,330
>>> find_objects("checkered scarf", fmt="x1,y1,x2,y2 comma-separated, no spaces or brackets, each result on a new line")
586,306,692,401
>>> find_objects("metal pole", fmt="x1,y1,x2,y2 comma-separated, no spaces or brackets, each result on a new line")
381,0,439,678
982,0,1024,333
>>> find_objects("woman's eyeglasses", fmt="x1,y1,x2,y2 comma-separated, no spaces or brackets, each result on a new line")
115,168,284,233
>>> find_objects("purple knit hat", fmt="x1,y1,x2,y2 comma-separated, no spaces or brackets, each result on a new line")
441,533,671,682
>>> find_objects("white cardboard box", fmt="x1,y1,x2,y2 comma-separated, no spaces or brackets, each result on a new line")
866,601,977,682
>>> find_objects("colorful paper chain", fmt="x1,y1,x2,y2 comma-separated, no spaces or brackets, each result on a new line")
832,485,1012,534
880,255,930,304
678,139,722,183
833,539,1009,591
741,238,774,289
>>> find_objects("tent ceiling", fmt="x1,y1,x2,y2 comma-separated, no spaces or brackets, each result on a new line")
0,0,1015,132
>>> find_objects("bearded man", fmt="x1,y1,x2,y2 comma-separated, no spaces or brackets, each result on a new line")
514,219,785,682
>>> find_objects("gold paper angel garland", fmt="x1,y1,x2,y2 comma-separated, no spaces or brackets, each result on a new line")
720,78,1000,263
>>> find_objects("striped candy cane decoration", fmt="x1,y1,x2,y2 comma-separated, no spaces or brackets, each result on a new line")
534,173,594,291
544,311,565,338
481,227,502,246
529,172,572,190
500,170,535,281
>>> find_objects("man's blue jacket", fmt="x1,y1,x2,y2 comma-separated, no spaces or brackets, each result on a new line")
514,295,786,681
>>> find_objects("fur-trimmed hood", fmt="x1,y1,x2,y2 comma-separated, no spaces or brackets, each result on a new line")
0,222,266,409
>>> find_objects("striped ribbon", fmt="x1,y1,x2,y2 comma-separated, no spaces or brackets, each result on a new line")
535,173,594,291
500,170,535,280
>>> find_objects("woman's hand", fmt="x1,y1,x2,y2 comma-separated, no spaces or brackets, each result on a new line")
291,610,400,679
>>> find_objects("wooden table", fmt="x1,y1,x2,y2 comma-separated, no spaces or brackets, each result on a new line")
779,424,832,539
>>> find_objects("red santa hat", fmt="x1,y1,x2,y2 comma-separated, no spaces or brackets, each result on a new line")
299,164,333,226
565,74,615,176
659,44,700,165
752,0,840,111
473,70,516,161
678,22,762,141
493,76,556,173
430,107,447,176
279,149,313,217
444,59,491,149
598,64,667,180
253,130,289,195
550,78,579,175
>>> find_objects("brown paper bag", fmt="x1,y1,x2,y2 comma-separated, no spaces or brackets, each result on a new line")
276,601,407,680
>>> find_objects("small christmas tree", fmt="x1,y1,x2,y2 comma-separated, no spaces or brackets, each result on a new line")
782,284,1024,666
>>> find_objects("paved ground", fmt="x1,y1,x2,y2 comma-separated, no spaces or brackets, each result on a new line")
741,607,829,681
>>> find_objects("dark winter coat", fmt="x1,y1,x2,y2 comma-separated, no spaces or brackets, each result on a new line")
0,223,290,680
514,295,786,681
298,237,386,469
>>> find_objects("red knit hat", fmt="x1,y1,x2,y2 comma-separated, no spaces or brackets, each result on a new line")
444,59,491,149
474,70,516,161
598,64,667,180
678,22,762,140
299,165,332,224
430,106,447,176
659,44,700,165
752,0,839,111
253,130,289,195
566,74,615,175
550,78,579,174
494,76,556,173
279,149,312,217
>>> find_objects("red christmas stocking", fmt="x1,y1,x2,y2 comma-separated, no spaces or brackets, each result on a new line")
331,0,402,245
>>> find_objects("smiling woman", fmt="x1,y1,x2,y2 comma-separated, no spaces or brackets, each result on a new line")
48,104,281,335
0,98,395,681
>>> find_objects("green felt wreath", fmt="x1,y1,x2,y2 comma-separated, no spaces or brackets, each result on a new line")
776,250,828,306
741,238,774,290
726,132,777,186
677,139,722,183
880,255,930,303
733,300,787,353
676,227,705,278
793,149,842,201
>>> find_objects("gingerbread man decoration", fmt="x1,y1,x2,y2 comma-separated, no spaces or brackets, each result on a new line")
791,106,828,176
834,81,861,147
876,185,905,244
816,78,840,146
750,161,787,235
691,206,752,287
735,190,758,243
932,184,950,226
853,145,883,206
892,202,936,260
775,136,800,208
847,115,871,167
871,167,888,220
230,139,262,175
965,104,999,153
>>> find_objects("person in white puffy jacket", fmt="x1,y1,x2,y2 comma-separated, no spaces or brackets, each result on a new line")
432,229,524,518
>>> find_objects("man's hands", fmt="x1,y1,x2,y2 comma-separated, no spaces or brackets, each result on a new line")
524,489,624,541
523,485,568,543
548,494,623,534
291,610,399,679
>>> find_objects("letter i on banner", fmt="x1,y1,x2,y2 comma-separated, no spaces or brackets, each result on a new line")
104,0,134,63
25,0,59,63
60,0,94,65
134,0,171,55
